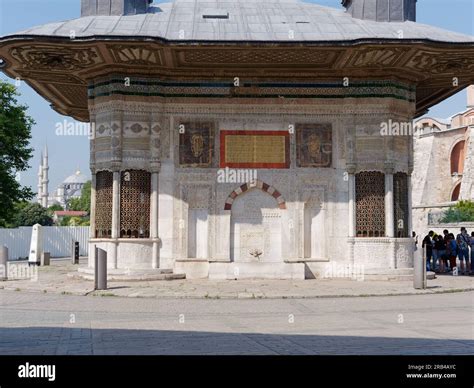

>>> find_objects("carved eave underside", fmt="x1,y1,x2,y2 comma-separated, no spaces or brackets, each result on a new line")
0,37,473,121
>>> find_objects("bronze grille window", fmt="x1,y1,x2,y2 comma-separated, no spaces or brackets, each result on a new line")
356,171,385,237
120,170,151,238
394,172,409,238
95,171,113,238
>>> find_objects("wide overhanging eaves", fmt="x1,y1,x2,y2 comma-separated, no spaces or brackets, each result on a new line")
0,34,473,121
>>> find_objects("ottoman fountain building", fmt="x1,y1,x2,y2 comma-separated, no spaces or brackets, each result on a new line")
1,0,473,279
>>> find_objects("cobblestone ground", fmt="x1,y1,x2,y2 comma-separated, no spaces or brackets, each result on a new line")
0,290,472,355
1,258,473,299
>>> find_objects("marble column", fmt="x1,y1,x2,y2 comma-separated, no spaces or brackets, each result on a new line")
385,166,395,238
385,165,396,270
111,169,121,269
347,165,356,267
89,172,97,240
407,172,413,237
88,171,97,268
347,165,356,238
150,164,161,269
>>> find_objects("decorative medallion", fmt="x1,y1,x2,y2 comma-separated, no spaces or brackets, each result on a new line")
10,45,101,71
296,124,332,167
179,122,214,167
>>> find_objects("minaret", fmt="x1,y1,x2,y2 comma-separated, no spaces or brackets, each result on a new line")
41,146,49,208
37,152,43,204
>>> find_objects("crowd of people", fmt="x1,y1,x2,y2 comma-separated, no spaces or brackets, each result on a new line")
416,227,474,275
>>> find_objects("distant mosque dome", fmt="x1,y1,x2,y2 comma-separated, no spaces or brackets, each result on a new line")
63,170,88,185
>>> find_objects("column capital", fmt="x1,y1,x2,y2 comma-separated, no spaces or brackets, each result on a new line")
384,161,395,175
110,162,122,173
346,163,357,174
150,162,162,174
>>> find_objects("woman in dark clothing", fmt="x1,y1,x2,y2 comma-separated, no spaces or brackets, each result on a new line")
434,235,447,273
446,233,458,272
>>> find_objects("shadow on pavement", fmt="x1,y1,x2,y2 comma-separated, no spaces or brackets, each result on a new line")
0,327,472,355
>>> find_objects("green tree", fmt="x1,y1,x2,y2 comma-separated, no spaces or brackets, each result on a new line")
60,215,89,227
0,81,35,226
68,180,91,213
440,200,474,223
47,204,63,216
12,202,53,227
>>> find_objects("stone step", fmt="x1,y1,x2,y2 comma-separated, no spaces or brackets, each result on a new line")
364,268,414,276
70,267,185,282
364,274,414,281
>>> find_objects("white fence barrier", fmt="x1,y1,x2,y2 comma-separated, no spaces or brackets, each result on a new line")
0,226,89,260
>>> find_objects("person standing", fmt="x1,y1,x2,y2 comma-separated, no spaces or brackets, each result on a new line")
434,235,446,273
456,227,471,275
422,231,434,272
443,230,451,270
412,231,418,253
447,233,458,273
470,232,474,276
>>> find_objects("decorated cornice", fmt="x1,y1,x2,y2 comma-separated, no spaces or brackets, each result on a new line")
88,77,416,103
0,38,473,121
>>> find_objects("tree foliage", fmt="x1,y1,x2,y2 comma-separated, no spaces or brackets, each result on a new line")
11,202,53,227
440,200,474,223
0,81,35,226
68,181,91,213
60,216,90,227
47,204,63,215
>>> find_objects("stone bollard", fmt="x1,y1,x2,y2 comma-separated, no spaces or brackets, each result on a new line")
95,248,107,290
41,252,50,266
71,240,79,265
414,245,427,289
0,246,8,280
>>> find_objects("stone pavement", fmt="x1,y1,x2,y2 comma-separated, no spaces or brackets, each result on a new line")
0,258,472,299
0,290,472,355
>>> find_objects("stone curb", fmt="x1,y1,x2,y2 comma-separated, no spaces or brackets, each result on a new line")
2,285,473,300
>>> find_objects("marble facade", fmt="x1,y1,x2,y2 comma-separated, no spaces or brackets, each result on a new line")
2,0,474,279
85,76,416,279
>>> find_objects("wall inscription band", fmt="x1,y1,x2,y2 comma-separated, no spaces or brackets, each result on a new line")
220,130,290,169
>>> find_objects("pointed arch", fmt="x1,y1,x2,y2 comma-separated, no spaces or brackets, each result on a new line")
451,182,462,201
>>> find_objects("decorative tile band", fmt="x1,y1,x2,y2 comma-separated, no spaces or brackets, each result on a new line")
88,78,416,102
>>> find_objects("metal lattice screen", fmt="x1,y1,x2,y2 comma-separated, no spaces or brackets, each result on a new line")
95,171,113,238
356,171,385,237
120,170,151,238
394,172,409,238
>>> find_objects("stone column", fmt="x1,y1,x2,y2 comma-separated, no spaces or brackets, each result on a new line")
88,171,97,268
111,169,121,269
407,171,413,237
89,172,97,240
347,164,356,238
385,164,396,270
150,163,161,269
385,164,395,238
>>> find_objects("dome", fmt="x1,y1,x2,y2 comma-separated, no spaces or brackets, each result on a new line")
9,0,474,43
63,170,89,185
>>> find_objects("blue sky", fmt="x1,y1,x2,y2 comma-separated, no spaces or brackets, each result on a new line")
0,0,473,196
